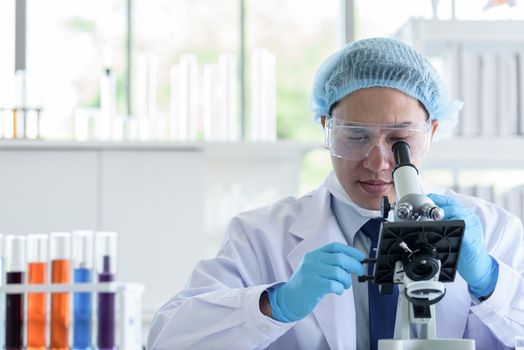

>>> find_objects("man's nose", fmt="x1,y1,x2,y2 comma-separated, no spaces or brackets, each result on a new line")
363,144,392,172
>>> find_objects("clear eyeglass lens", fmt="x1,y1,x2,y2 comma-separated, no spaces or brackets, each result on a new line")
326,119,430,161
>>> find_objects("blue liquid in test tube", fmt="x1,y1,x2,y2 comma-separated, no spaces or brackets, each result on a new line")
72,230,94,350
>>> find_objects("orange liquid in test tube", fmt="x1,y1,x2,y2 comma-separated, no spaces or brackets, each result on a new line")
51,259,71,350
27,262,47,350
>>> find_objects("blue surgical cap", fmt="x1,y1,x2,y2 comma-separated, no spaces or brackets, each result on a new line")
311,37,463,138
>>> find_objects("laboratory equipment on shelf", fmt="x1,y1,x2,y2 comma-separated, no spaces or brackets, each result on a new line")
0,70,42,140
359,141,473,350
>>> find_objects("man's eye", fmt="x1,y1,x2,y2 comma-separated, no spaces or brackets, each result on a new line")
389,133,411,142
347,135,368,142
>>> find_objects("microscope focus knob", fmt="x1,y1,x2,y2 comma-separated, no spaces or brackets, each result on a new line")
431,207,445,221
420,203,445,221
396,202,413,220
380,196,391,219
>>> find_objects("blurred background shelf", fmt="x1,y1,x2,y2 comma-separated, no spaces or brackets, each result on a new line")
424,137,524,169
396,18,524,54
0,139,319,153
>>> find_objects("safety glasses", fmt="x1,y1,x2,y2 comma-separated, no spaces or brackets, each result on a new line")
325,118,432,162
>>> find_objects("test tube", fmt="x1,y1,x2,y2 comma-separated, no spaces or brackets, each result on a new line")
0,234,5,350
27,234,48,350
72,230,94,350
5,235,26,350
50,232,71,350
96,231,117,350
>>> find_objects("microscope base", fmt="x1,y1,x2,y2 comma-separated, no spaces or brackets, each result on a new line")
378,339,475,350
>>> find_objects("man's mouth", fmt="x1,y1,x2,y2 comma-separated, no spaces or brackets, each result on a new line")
358,180,393,195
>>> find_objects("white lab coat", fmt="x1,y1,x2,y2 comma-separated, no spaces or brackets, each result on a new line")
147,181,524,350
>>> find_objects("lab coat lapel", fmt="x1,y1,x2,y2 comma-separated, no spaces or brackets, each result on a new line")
287,187,357,350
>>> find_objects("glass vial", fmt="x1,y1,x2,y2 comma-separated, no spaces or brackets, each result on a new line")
27,234,48,350
96,231,117,350
72,230,94,350
5,235,26,350
50,232,71,350
0,234,5,350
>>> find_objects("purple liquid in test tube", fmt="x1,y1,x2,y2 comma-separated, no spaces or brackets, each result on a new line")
96,232,117,350
5,235,26,350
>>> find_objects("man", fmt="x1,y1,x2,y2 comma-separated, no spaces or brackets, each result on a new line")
147,38,524,350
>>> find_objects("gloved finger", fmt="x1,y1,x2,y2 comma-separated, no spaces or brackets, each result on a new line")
426,193,470,219
319,242,366,262
318,278,345,296
437,204,481,229
314,251,365,276
426,193,461,207
435,203,470,221
309,262,352,289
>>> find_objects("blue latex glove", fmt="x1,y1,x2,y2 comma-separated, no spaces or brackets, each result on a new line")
267,242,365,323
427,193,499,298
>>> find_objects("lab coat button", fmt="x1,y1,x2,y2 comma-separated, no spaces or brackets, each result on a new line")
258,324,271,333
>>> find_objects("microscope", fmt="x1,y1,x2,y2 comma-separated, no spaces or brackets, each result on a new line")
359,141,475,350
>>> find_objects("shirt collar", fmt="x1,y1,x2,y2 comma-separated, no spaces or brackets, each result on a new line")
324,172,383,244
330,194,370,245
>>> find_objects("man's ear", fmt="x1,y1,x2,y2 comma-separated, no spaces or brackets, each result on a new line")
321,116,326,129
430,119,439,140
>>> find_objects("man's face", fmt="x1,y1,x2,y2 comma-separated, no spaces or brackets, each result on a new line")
322,87,438,210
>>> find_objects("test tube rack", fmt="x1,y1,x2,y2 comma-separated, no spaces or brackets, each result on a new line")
0,281,144,350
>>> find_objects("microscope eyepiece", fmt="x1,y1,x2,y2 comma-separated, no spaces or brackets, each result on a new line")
392,141,412,167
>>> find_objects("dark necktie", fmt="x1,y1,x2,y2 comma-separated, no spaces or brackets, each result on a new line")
360,218,399,350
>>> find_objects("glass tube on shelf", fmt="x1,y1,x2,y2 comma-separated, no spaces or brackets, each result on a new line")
2,108,14,139
202,64,220,141
72,230,94,350
136,53,158,141
50,232,71,350
5,235,26,350
96,231,117,350
218,54,238,141
14,69,26,139
178,54,199,141
168,65,180,141
74,108,91,142
3,106,13,139
27,234,48,350
25,108,39,140
99,45,117,141
0,108,4,139
250,49,262,142
250,48,276,142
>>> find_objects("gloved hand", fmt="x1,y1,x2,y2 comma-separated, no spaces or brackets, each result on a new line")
427,193,499,298
267,242,365,323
